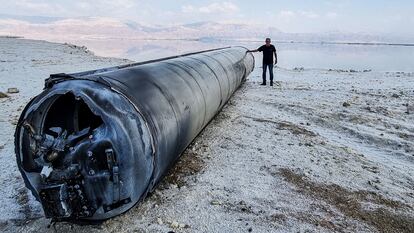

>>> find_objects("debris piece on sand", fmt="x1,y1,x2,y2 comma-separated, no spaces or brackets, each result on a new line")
0,92,8,98
7,88,19,94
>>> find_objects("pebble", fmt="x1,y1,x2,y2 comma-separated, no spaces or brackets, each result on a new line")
157,217,163,225
171,221,179,228
342,102,351,107
211,200,222,205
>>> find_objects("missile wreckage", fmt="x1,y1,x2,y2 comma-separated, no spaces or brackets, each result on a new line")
15,47,255,221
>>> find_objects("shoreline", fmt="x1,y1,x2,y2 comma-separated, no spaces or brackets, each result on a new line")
3,35,414,47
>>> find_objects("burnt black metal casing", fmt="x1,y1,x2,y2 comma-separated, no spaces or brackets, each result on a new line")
15,47,255,221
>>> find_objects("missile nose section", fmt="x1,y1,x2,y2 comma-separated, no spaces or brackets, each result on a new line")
15,47,255,221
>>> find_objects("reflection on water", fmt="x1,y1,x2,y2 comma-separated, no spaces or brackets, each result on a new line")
65,38,414,71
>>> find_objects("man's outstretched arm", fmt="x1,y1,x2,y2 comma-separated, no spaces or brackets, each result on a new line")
247,49,259,53
274,51,278,64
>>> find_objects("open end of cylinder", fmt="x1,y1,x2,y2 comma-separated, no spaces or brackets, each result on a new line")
19,92,121,220
15,81,154,221
16,80,154,221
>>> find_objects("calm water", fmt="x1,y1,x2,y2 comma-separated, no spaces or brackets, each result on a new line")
67,38,414,72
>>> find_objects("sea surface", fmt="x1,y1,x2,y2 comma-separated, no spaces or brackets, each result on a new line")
63,38,414,72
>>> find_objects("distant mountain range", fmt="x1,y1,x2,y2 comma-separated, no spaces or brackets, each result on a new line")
0,14,412,44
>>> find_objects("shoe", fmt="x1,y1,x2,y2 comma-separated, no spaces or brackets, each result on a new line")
270,81,273,86
260,83,266,86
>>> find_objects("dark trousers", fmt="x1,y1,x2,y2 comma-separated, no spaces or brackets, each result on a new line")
262,64,274,83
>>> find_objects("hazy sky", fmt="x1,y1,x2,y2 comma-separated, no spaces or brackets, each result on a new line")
1,0,413,35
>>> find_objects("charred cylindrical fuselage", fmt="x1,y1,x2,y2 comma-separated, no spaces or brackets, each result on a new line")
15,47,254,221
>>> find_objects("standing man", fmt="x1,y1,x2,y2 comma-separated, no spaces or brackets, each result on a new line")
247,38,277,86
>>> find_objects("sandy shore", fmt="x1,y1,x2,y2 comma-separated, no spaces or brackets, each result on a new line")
0,38,413,233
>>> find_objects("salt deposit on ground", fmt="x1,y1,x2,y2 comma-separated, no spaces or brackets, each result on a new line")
0,38,413,233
